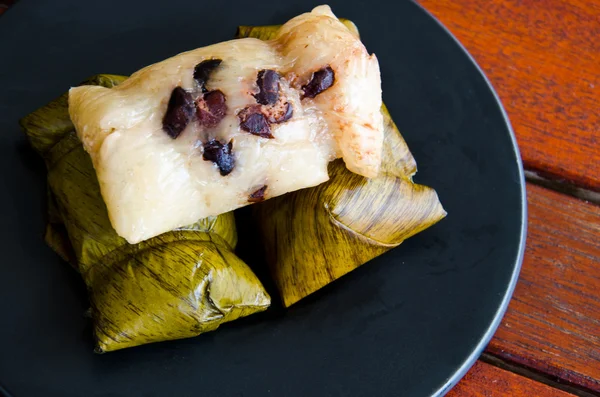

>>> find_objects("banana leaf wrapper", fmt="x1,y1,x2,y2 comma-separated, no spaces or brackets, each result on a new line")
237,22,447,307
20,75,270,352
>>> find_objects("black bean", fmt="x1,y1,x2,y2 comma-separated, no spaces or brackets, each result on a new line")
238,106,273,139
301,66,335,99
162,87,195,139
254,69,280,105
197,90,227,128
248,185,268,203
193,59,222,93
202,139,235,176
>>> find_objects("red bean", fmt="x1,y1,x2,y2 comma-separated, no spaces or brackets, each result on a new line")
162,87,195,139
265,102,293,124
194,59,222,93
238,106,273,139
254,69,280,105
301,66,335,99
202,139,235,176
248,185,268,202
197,90,227,128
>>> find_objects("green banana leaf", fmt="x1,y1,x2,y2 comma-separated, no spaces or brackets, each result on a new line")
20,75,270,352
237,22,447,307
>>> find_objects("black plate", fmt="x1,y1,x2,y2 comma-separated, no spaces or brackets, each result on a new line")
0,1,526,396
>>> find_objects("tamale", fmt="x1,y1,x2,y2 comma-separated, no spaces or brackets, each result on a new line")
237,22,447,307
20,75,270,352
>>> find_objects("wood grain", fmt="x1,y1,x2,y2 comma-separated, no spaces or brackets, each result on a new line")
448,361,577,397
419,0,600,191
487,183,600,392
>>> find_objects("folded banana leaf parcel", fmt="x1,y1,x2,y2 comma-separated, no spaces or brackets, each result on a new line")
19,8,445,353
20,75,270,353
237,22,447,307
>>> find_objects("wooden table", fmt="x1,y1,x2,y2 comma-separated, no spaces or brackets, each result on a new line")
2,0,598,395
418,0,600,395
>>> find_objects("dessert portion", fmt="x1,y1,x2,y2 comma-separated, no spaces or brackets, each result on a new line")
68,5,384,244
274,5,384,178
18,6,446,352
21,75,270,353
239,19,446,307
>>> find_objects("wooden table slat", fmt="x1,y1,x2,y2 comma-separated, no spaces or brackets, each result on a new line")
487,183,600,392
420,0,600,191
448,361,577,397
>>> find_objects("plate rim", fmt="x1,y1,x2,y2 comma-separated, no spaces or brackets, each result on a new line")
409,2,528,396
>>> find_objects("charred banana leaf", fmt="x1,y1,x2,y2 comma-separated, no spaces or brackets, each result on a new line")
20,75,270,352
237,22,447,307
